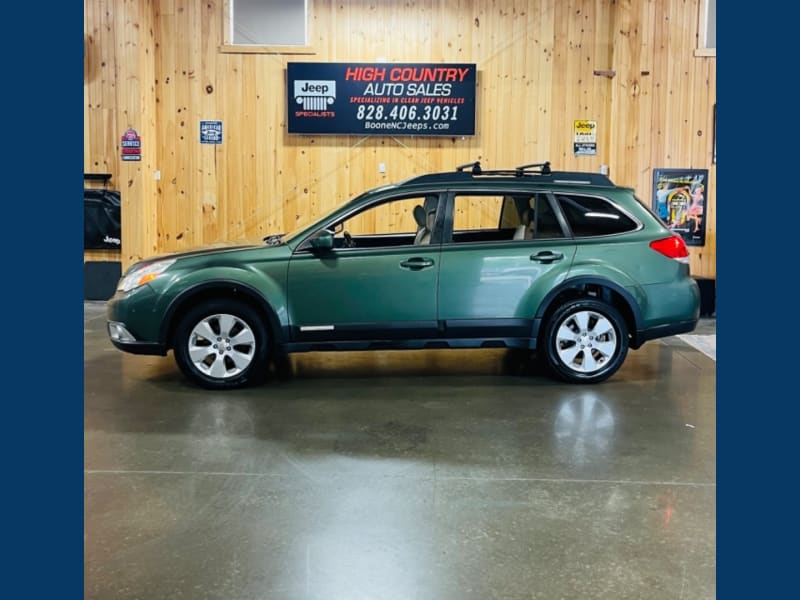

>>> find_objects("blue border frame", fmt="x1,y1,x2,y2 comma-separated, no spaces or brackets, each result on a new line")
5,3,83,596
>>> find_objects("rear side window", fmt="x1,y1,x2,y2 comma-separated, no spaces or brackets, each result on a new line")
450,194,517,243
449,193,566,243
554,194,638,237
533,194,565,239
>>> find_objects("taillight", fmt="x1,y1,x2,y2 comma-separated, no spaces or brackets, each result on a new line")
649,235,690,263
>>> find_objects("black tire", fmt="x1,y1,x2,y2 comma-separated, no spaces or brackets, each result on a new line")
173,299,270,389
541,298,629,384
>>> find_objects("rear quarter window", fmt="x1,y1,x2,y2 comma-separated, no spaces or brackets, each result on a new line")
555,194,639,237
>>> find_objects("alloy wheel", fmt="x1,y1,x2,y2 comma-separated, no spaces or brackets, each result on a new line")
554,310,618,374
187,313,257,379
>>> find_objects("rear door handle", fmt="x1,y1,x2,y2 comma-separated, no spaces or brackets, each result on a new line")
400,257,435,270
530,251,564,263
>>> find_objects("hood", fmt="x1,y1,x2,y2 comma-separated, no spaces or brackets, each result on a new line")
138,236,280,264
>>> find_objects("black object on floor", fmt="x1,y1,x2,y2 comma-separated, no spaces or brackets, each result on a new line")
85,261,121,300
85,188,122,250
694,277,716,317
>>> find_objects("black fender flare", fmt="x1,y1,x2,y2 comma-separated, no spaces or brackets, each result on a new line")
158,280,286,349
531,276,644,345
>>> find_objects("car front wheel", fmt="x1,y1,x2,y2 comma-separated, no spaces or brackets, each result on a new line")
173,299,270,389
541,299,628,384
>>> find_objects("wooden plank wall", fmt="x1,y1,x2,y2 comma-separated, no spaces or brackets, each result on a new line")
84,0,120,263
84,0,716,277
610,0,716,277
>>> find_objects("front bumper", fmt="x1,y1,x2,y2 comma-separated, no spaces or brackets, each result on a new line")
106,283,170,351
107,321,168,355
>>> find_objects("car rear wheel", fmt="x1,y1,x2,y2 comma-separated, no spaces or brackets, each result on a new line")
173,299,270,389
541,298,628,384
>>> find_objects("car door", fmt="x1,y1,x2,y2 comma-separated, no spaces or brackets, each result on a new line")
436,190,576,339
287,194,443,343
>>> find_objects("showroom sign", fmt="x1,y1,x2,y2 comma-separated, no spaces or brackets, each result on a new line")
120,128,141,161
287,62,476,136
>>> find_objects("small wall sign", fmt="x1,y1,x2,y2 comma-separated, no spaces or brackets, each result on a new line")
200,120,223,144
120,128,141,161
573,120,597,156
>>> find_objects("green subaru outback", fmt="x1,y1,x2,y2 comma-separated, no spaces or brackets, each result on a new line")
107,162,700,388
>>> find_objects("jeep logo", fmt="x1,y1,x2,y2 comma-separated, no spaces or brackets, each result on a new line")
301,82,329,94
294,80,336,110
294,80,336,97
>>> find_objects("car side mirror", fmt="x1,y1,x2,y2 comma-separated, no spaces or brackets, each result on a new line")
310,230,334,251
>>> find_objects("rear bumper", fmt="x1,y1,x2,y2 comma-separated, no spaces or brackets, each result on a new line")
632,318,698,349
631,276,701,348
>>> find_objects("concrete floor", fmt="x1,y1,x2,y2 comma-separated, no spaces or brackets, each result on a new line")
85,301,716,599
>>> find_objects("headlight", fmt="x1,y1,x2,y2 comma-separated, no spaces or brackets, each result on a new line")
117,259,176,292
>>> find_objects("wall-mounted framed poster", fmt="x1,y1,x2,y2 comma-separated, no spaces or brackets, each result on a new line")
652,168,708,247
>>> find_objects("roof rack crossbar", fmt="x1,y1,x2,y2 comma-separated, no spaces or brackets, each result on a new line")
514,161,551,176
456,161,483,175
454,161,554,178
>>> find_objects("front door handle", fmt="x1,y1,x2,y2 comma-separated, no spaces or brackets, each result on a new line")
400,257,435,270
530,251,564,263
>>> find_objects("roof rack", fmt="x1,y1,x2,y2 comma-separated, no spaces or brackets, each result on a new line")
514,162,552,176
456,161,483,175
455,161,552,177
408,161,614,186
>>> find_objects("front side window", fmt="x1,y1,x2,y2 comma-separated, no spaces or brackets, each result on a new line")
344,195,437,240
301,194,440,250
554,194,638,237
